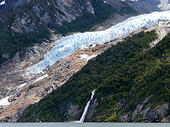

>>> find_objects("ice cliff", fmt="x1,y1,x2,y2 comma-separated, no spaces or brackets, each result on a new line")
28,11,170,74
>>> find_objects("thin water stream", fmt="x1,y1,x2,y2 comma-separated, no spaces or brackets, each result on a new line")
79,90,96,122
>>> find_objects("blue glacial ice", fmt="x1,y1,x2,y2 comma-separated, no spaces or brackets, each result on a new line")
28,11,170,74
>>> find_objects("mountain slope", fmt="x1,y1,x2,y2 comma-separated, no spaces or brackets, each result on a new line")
1,11,170,122
0,0,135,65
19,30,170,122
1,0,170,123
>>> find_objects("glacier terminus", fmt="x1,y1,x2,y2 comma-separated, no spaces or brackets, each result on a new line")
28,11,170,74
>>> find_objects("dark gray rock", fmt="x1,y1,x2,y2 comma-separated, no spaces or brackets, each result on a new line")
68,104,80,118
124,0,161,13
146,109,159,122
11,14,36,33
144,103,169,122
156,103,169,119
32,5,41,18
13,0,30,10
85,99,98,121
132,104,143,120
118,112,132,122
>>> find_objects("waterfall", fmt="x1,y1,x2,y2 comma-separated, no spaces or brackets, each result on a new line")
79,90,96,122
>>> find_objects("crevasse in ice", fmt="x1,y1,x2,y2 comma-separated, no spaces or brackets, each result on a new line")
28,11,170,74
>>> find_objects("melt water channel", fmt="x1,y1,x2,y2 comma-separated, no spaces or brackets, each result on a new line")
0,123,169,127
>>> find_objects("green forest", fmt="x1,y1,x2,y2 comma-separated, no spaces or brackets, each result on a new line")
19,30,170,122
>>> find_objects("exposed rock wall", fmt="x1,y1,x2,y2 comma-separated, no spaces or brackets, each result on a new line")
118,97,170,122
8,0,94,33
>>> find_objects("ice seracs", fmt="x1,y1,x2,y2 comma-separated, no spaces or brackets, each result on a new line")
28,11,170,75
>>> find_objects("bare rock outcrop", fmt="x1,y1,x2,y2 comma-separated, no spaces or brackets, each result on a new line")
118,95,170,122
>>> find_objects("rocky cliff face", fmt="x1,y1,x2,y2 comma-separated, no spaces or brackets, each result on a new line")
123,0,160,13
2,0,95,33
118,98,170,122
85,97,170,122
120,0,170,13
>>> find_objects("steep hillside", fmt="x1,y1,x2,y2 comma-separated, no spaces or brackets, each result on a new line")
19,30,170,122
1,10,170,122
1,0,170,123
0,0,135,64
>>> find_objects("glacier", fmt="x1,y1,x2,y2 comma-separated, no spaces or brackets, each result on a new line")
28,11,170,74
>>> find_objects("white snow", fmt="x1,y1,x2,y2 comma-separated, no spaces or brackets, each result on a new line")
28,11,170,74
0,96,10,106
33,74,48,83
0,0,5,5
80,54,97,62
18,83,27,88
